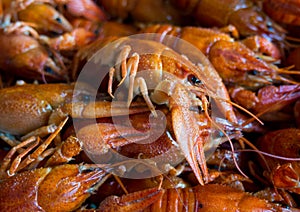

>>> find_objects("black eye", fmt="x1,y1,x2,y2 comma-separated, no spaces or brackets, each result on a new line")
44,66,54,74
249,70,258,76
188,75,202,85
55,17,62,23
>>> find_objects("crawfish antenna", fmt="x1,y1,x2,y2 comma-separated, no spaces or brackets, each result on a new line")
199,95,249,179
238,137,271,172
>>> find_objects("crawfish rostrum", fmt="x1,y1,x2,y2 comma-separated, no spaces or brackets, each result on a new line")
0,0,300,211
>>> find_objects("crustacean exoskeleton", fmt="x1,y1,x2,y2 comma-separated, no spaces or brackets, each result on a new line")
95,184,291,211
97,0,189,25
141,24,297,90
72,34,247,186
250,128,300,207
0,163,110,211
170,0,286,42
0,82,150,136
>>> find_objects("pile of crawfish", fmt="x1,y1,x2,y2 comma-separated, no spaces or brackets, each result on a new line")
1,0,300,211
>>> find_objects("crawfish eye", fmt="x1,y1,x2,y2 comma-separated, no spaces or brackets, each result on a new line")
249,70,258,75
44,66,54,74
188,75,202,85
55,16,62,23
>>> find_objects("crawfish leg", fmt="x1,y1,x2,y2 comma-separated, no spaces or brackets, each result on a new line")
0,136,39,176
17,117,68,172
126,53,157,116
21,124,57,141
107,46,132,98
132,77,157,117
26,148,56,170
126,53,139,106
4,22,40,39
117,45,132,86
0,133,21,148
108,67,115,98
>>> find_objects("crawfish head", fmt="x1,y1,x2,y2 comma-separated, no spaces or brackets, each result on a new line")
18,3,72,34
171,0,286,42
0,32,68,82
0,164,109,211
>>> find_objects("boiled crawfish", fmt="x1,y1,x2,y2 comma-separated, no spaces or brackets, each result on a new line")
262,0,300,27
39,27,96,52
0,29,68,82
96,184,291,211
229,84,300,121
141,24,281,59
76,108,179,161
253,128,300,207
1,1,72,33
97,0,188,25
73,35,242,185
57,0,107,22
0,82,149,136
0,116,110,211
16,2,72,34
170,0,286,42
1,0,106,28
0,117,84,177
141,24,293,90
0,164,109,211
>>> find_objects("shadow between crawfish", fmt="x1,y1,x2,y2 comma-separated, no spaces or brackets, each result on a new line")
72,33,235,180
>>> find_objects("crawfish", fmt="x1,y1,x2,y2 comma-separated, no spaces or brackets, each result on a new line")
170,0,286,42
1,1,73,33
39,27,96,52
0,82,149,136
17,3,73,34
207,39,299,88
49,20,139,54
97,0,189,25
71,19,138,38
256,128,300,175
254,128,300,207
0,117,84,177
262,0,300,27
96,184,290,211
56,0,107,22
261,0,300,38
141,24,281,59
74,35,242,185
0,164,110,211
77,107,185,179
0,31,68,82
141,24,291,90
229,84,300,121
